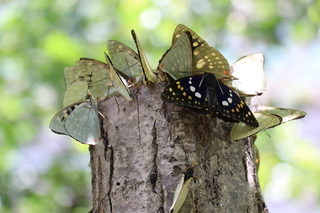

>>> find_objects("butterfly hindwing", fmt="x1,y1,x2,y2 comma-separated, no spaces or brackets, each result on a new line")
158,31,193,80
230,106,306,140
169,167,194,213
192,46,231,79
63,58,116,106
226,53,266,96
257,106,306,123
50,95,100,145
104,53,132,101
215,76,258,127
172,24,208,47
172,24,232,79
131,30,158,84
230,113,282,140
107,40,144,85
162,73,258,126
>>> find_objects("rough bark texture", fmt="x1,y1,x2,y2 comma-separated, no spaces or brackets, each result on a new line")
89,82,268,213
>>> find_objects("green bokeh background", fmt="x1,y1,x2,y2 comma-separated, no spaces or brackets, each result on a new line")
1,0,319,212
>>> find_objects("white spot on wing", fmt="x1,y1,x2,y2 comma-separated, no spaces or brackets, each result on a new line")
190,86,196,92
222,101,229,106
195,92,202,98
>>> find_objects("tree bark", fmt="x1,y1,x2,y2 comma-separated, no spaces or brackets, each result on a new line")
89,82,268,213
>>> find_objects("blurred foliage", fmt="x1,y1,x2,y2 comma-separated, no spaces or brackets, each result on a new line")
0,0,319,212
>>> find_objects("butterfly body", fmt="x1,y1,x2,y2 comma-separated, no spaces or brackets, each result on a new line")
162,73,258,127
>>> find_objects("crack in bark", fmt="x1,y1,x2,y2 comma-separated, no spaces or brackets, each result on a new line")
107,147,114,213
135,93,142,146
150,120,158,193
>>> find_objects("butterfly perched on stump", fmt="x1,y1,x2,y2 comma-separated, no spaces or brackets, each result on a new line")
230,106,306,140
49,94,101,145
169,167,194,213
161,73,258,127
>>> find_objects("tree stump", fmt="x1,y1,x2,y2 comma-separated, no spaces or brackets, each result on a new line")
89,82,268,213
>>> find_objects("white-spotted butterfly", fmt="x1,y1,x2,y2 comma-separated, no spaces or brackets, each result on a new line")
161,73,258,127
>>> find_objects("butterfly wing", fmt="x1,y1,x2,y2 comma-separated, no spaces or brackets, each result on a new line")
172,24,232,79
107,40,144,85
230,113,282,140
64,58,116,105
172,24,208,47
192,45,231,79
158,31,193,80
104,53,132,101
161,75,207,109
227,53,266,96
257,106,306,123
50,97,101,145
169,168,194,213
63,81,88,107
214,74,258,127
131,30,158,84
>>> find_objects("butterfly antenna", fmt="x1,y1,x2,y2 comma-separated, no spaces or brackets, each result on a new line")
179,138,191,166
216,80,225,95
192,152,216,170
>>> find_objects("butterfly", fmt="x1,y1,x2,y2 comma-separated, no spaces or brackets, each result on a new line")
230,106,306,140
224,53,267,97
107,40,144,86
131,29,158,84
104,53,132,101
167,24,232,80
49,94,101,145
169,167,194,213
161,73,259,127
158,31,193,80
63,58,118,107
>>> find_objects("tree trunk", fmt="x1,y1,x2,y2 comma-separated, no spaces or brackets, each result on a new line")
89,82,268,213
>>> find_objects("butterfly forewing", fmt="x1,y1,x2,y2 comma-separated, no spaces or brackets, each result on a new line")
230,113,282,140
63,58,116,105
172,24,208,47
161,75,207,109
257,106,306,123
131,30,158,84
50,96,101,145
107,40,144,85
227,53,266,96
215,77,258,127
169,168,194,213
63,81,88,107
158,32,193,80
104,53,132,101
192,46,231,79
